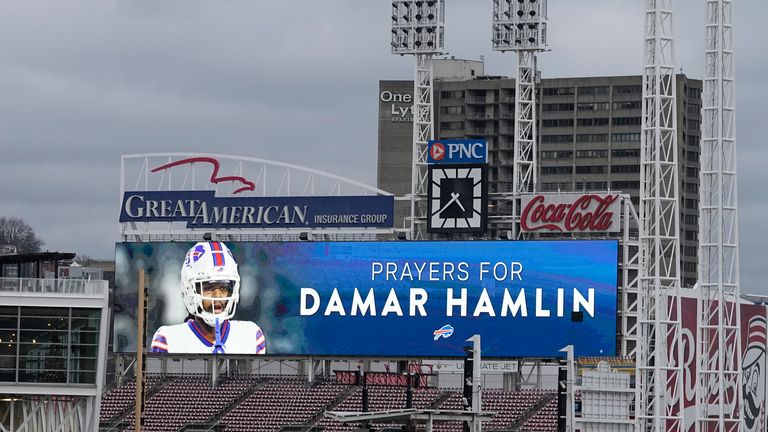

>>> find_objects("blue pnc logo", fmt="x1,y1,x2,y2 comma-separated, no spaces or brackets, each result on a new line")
428,139,487,164
433,324,455,341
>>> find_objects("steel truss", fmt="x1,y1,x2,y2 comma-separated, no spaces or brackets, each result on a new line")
697,1,742,431
491,0,547,239
636,2,685,432
390,0,445,240
411,53,436,239
0,396,94,432
621,197,642,358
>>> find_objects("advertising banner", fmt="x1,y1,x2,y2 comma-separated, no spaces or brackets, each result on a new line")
119,191,394,229
427,139,487,164
114,240,618,357
741,303,766,432
678,295,767,432
520,194,621,233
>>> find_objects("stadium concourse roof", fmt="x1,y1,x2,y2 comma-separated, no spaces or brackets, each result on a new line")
325,408,496,424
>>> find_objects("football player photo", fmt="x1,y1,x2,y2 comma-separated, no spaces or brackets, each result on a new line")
150,241,267,354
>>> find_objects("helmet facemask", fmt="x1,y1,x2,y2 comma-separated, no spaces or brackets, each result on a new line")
181,242,241,328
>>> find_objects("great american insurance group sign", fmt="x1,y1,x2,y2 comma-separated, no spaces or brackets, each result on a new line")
119,155,394,230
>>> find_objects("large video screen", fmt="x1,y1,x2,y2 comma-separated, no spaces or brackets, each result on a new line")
114,240,618,357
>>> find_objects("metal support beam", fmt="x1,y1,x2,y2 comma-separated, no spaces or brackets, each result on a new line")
492,0,547,239
636,2,685,432
697,1,742,432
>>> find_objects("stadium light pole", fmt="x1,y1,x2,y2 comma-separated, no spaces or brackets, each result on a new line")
464,335,482,432
636,2,685,432
391,0,445,240
558,345,575,432
697,2,742,432
491,0,548,239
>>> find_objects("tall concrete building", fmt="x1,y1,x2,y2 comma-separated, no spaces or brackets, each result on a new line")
377,67,701,287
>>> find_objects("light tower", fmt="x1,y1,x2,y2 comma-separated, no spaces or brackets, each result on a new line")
391,0,445,239
636,1,685,432
697,1,742,431
492,0,547,238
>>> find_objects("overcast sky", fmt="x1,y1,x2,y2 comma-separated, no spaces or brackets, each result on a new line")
1,1,766,293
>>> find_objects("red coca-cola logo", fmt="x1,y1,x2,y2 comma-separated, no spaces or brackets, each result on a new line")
521,194,619,232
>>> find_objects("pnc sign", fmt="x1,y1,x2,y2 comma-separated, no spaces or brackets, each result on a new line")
427,139,487,165
429,142,446,161
520,193,621,233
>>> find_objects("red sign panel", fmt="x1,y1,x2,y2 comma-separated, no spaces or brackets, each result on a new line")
520,193,621,233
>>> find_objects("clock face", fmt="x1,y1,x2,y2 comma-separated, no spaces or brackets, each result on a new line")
427,164,487,233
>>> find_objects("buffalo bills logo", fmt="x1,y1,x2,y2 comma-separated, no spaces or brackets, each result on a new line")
433,324,454,341
185,245,207,266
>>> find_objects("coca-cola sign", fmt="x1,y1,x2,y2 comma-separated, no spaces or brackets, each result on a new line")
520,193,621,233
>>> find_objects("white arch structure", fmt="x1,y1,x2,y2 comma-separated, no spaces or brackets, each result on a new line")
120,153,395,241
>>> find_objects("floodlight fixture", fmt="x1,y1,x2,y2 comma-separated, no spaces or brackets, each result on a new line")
492,0,547,52
391,0,445,55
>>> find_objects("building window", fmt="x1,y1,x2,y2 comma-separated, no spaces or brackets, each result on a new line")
543,103,575,112
612,149,640,158
613,101,641,110
542,87,575,96
439,106,464,115
541,150,573,160
687,88,701,99
612,133,641,142
612,117,641,126
541,166,574,175
611,181,640,190
614,85,642,94
611,165,641,173
576,134,608,143
575,181,608,190
541,182,572,191
439,121,464,130
18,307,70,384
541,135,573,144
542,119,574,128
684,215,698,225
1,306,101,385
577,102,610,112
575,165,607,174
577,118,609,127
576,150,608,158
686,167,699,177
579,86,610,96
69,308,100,384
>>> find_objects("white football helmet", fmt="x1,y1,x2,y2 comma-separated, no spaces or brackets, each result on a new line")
180,241,241,327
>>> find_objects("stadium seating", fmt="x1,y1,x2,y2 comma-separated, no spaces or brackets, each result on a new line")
519,397,558,432
221,378,348,432
99,374,168,425
99,375,558,432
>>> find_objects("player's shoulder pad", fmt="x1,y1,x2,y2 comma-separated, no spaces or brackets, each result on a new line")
150,326,171,353
230,320,263,333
